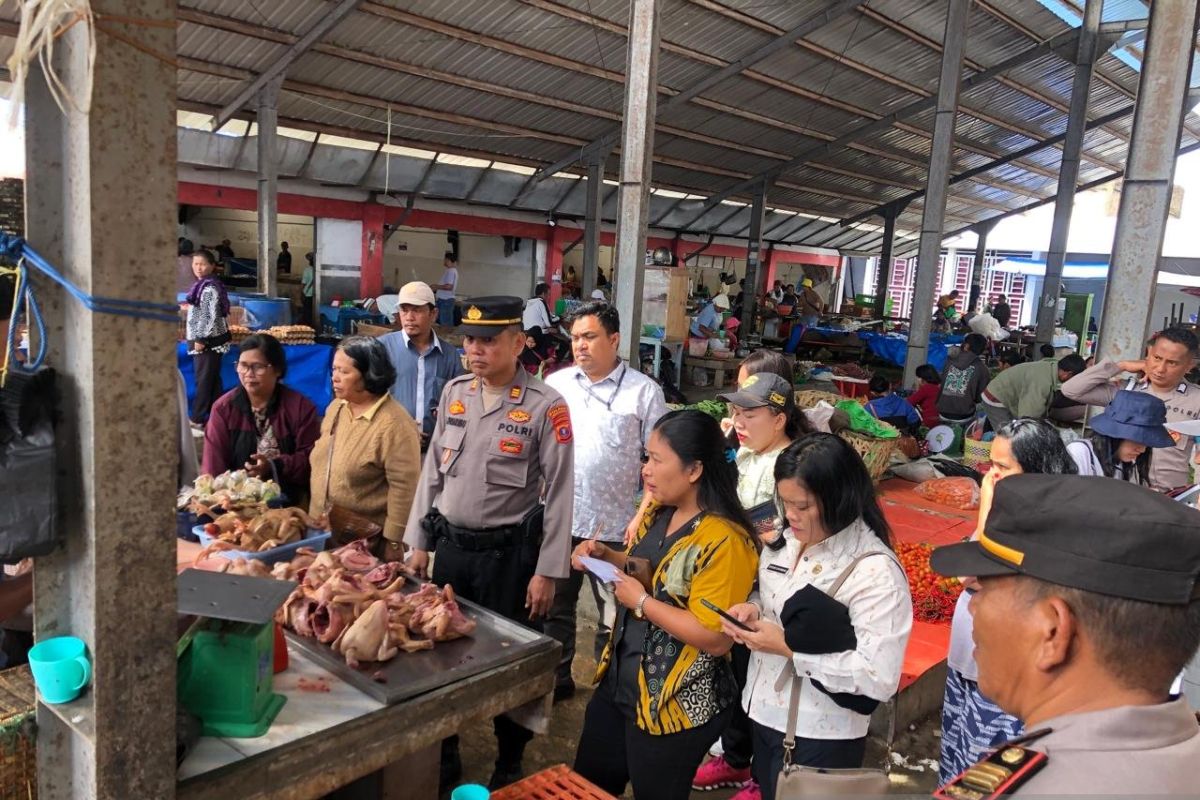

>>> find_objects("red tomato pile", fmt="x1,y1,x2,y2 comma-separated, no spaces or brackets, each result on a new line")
896,541,963,624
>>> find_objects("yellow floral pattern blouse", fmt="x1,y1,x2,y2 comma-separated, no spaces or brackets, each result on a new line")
594,503,758,735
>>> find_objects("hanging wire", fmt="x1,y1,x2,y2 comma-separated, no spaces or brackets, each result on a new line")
6,0,97,128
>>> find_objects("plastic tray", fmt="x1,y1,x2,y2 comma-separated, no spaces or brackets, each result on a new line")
193,525,331,565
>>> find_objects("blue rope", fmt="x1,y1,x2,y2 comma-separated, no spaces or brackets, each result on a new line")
0,231,180,323
4,261,46,372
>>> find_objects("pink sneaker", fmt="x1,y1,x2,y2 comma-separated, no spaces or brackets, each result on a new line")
729,780,762,800
692,756,752,791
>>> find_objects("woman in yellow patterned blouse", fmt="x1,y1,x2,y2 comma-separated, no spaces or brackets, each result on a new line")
571,409,758,799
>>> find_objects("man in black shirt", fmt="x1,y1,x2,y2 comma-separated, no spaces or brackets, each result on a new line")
276,241,292,274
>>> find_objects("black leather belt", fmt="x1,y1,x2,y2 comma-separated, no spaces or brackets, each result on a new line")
438,521,522,551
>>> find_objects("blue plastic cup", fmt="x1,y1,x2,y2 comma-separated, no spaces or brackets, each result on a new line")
450,785,490,800
28,636,92,704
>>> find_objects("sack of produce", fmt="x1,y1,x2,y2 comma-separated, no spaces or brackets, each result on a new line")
913,476,980,510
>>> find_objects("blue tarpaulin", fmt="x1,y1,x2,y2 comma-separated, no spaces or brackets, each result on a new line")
178,341,334,413
858,332,964,371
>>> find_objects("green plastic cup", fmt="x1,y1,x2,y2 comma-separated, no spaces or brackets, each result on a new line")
450,784,490,800
28,636,92,704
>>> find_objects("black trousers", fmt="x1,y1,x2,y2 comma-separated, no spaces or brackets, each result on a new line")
432,537,539,767
750,720,866,800
190,349,224,424
719,643,754,769
574,684,733,800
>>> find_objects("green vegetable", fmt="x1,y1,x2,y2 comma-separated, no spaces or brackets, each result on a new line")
679,399,727,421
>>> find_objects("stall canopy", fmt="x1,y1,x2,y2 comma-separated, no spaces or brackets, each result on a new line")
992,256,1200,286
3,1,1200,255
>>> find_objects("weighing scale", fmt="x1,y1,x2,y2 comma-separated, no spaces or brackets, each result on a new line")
926,424,959,455
176,569,296,737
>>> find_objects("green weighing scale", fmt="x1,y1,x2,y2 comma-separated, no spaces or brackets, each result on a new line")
177,569,297,737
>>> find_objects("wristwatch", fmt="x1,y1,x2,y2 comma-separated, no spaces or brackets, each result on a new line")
633,592,650,620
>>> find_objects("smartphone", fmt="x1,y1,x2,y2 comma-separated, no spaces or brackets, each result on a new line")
700,598,754,632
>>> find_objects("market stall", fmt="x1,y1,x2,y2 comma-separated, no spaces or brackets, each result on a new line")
177,341,334,413
857,331,964,371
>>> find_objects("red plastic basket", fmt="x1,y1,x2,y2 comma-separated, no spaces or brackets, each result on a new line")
488,765,617,800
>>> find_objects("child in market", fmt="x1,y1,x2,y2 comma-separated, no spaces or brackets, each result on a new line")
907,364,941,429
864,374,920,433
182,248,231,427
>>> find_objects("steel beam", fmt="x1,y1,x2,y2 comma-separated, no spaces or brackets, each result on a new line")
905,0,970,388
212,0,364,130
1035,0,1101,348
874,206,901,317
532,0,866,181
1097,0,1200,363
612,0,661,362
256,78,282,297
968,219,997,313
582,155,606,296
741,182,769,335
25,1,178,797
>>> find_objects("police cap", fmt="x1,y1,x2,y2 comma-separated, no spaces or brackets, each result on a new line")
930,474,1200,604
457,296,525,338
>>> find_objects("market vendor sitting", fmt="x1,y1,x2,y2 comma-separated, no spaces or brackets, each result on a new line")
864,375,920,433
202,333,320,502
690,292,730,339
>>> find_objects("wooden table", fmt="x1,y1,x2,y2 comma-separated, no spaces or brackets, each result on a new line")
682,355,735,388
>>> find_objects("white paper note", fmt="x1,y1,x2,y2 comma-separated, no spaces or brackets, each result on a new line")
579,556,623,584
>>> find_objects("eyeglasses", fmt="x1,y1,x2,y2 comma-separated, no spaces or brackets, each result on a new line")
236,362,272,374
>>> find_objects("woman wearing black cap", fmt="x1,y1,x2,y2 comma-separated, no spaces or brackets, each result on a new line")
1065,389,1175,485
717,434,912,800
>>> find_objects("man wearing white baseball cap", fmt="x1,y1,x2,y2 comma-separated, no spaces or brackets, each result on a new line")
379,281,463,451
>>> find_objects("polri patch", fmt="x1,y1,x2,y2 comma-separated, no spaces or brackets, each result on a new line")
548,403,573,444
499,437,524,455
449,400,466,416
508,409,532,423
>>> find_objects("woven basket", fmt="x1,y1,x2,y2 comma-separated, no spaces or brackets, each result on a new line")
838,427,900,483
794,389,844,409
489,764,616,800
0,666,36,800
962,438,994,468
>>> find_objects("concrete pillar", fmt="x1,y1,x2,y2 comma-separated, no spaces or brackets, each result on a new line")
257,78,282,297
23,1,178,797
582,155,605,298
1036,0,1101,348
546,226,567,304
968,219,996,313
874,205,901,317
361,204,385,298
740,182,768,336
1097,0,1200,362
905,0,970,388
612,0,661,362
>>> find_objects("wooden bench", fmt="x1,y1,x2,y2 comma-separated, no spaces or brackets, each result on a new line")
683,355,735,388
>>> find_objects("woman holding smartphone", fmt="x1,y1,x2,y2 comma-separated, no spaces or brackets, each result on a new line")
720,434,912,800
571,410,758,800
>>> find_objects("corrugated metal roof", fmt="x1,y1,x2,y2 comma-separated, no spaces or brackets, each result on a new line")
5,0,1198,253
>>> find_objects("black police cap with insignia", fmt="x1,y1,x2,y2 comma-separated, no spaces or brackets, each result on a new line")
456,296,525,338
930,474,1200,604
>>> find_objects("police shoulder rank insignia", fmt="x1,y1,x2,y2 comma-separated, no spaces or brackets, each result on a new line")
548,403,573,444
449,400,466,415
933,742,1048,800
509,386,522,400
466,305,483,321
508,409,532,423
499,437,524,455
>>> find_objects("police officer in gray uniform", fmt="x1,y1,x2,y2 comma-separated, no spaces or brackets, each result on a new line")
930,475,1200,798
405,296,574,790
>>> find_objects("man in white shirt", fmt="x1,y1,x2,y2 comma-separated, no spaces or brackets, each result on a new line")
544,300,668,702
433,251,459,327
522,282,559,334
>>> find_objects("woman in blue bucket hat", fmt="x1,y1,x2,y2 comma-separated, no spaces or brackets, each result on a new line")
1066,390,1176,485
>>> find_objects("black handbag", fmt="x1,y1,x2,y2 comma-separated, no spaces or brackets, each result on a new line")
0,368,59,561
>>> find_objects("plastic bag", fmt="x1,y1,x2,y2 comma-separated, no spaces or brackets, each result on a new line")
914,476,980,510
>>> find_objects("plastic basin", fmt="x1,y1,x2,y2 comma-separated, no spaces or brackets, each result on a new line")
194,525,331,565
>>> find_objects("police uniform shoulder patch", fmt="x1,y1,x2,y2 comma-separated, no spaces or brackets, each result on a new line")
449,399,466,416
548,403,572,444
933,731,1050,800
508,409,531,423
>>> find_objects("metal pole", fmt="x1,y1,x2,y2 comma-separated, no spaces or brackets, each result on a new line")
1036,0,1101,348
968,219,995,313
24,1,178,797
612,0,661,362
582,154,605,297
874,205,900,317
740,181,768,339
905,0,970,387
1097,0,1200,362
257,78,282,297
